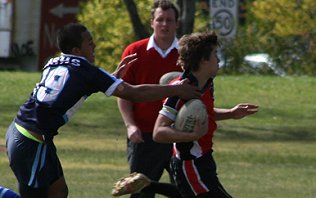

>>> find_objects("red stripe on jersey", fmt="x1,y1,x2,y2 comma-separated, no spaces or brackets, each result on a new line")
183,160,209,195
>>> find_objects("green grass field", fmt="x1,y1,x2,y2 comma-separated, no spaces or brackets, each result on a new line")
0,71,315,198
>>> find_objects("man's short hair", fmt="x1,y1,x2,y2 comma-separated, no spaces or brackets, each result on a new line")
57,23,87,54
151,0,180,21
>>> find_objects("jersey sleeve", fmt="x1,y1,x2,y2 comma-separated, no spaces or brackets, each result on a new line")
159,96,182,121
90,67,124,96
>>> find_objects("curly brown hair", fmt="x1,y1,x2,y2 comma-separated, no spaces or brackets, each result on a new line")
177,31,220,71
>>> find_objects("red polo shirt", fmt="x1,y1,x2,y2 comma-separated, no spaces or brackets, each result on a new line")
121,37,182,132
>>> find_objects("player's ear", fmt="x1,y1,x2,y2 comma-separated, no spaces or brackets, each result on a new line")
176,18,181,29
71,47,81,55
150,19,154,29
200,58,207,65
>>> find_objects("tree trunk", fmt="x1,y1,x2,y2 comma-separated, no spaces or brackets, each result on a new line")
123,0,150,39
176,0,195,36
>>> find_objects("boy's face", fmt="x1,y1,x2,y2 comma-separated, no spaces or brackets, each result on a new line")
77,31,96,63
205,48,219,77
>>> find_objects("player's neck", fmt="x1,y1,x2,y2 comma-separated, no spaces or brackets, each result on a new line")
192,70,209,90
154,36,174,50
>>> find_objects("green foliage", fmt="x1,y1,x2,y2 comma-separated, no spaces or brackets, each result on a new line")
242,0,314,75
252,0,315,37
251,0,316,75
77,1,152,72
219,0,315,75
194,4,211,32
218,27,268,75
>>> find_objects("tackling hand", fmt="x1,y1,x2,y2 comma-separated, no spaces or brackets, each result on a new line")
112,53,138,78
176,79,201,100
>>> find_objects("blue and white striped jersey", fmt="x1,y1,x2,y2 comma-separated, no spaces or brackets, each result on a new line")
15,54,123,138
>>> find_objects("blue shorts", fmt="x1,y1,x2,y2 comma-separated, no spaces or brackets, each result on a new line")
170,153,232,198
0,186,20,198
5,122,63,188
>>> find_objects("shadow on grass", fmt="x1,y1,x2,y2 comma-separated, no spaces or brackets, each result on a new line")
216,125,316,142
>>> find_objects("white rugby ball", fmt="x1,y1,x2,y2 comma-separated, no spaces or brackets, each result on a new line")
159,71,181,85
174,99,208,133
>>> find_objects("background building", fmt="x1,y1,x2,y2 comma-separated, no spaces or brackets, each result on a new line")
0,0,81,71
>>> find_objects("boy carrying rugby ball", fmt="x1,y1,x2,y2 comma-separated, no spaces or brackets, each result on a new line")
112,31,258,198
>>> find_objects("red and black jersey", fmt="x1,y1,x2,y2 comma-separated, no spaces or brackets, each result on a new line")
159,70,217,160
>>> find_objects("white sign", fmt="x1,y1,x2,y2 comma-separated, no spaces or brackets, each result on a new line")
50,3,79,19
210,0,238,38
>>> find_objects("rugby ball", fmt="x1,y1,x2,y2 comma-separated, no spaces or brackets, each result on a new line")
174,99,208,133
159,71,181,85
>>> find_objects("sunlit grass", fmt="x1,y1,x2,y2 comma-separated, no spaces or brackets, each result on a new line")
0,72,315,198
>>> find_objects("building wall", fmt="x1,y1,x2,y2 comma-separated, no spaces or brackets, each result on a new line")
0,0,13,57
0,0,41,71
0,0,82,71
13,0,41,70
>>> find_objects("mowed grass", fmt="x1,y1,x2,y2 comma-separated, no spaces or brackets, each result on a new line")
0,71,315,198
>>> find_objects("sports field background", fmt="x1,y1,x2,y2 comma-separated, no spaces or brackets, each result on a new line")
0,71,315,198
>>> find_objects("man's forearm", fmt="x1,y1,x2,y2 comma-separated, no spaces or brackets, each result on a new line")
117,98,135,127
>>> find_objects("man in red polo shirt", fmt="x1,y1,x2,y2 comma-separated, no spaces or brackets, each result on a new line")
117,1,181,197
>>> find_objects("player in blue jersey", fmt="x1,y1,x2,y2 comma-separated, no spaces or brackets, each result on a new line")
5,23,200,198
0,186,20,198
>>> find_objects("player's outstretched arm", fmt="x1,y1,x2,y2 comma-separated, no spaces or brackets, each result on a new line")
215,103,259,121
113,79,200,102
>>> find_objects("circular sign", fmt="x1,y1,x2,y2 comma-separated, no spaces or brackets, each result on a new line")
212,9,235,37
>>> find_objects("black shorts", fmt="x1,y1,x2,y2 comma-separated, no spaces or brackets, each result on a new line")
5,122,63,188
170,153,232,198
127,133,173,179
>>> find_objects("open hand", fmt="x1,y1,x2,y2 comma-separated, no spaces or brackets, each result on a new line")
231,103,259,119
112,53,138,78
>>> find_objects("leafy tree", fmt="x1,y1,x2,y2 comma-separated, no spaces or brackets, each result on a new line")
221,0,315,75
123,0,150,39
78,1,152,71
176,0,196,35
78,0,208,72
252,0,315,38
249,0,315,74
